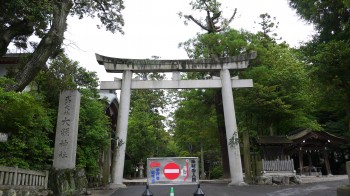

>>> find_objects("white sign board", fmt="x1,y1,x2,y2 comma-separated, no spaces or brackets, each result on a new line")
0,132,8,142
147,157,199,185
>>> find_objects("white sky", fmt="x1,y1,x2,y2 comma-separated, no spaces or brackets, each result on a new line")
64,0,315,82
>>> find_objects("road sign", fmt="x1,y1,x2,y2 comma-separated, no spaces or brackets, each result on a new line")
163,162,180,180
147,157,199,185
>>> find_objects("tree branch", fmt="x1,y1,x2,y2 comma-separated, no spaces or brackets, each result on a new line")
0,20,34,57
227,8,237,24
94,0,106,12
184,15,209,31
5,0,73,92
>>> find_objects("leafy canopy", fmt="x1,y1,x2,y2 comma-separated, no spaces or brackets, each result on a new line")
0,81,53,169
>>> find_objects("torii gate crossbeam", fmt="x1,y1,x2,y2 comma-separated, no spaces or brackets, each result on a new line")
96,52,256,188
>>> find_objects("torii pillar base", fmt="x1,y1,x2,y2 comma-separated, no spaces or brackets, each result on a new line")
108,183,127,189
228,181,248,186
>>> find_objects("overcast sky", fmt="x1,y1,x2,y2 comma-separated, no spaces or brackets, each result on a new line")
64,0,315,81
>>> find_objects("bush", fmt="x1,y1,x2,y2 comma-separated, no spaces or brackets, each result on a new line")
210,165,223,179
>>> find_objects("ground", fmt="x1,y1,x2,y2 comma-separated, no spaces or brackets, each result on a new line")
90,175,348,196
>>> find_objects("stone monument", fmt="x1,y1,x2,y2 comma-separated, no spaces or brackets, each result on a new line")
50,90,88,195
53,90,81,169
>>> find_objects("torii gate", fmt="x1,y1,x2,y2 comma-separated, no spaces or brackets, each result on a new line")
96,52,256,188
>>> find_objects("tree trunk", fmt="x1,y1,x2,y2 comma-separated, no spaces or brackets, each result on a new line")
185,5,237,179
269,122,274,136
214,89,230,178
346,105,350,133
200,143,205,179
243,127,252,183
5,0,73,92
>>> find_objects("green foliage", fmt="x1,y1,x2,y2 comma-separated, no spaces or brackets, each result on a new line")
173,89,219,153
237,42,320,135
301,40,350,135
0,0,52,47
179,29,248,59
35,53,99,107
35,53,109,175
76,89,110,176
1,0,125,92
1,0,125,50
126,73,172,165
289,0,350,41
123,160,134,178
0,57,108,176
290,0,350,135
71,0,125,34
0,85,53,169
309,40,350,105
178,16,319,137
175,10,320,178
210,164,223,179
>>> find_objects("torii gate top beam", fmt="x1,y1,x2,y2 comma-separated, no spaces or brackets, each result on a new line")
96,52,256,73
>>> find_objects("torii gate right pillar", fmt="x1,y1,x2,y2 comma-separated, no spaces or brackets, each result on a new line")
221,69,245,185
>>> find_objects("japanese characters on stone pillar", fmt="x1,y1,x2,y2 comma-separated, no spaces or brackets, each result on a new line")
53,90,81,169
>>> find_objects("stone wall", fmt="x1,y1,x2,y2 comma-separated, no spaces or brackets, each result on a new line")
256,175,301,185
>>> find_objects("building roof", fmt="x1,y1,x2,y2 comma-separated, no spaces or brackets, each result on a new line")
287,129,347,145
257,136,293,145
0,53,26,65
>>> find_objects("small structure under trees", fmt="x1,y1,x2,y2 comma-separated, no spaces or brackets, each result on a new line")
256,129,348,176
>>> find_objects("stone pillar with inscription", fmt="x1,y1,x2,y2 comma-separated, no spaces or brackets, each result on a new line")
53,90,81,169
49,90,87,195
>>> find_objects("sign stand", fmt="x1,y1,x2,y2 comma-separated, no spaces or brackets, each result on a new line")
142,184,153,196
193,184,205,196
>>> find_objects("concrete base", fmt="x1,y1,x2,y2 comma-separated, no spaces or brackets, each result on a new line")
228,181,248,186
337,185,350,196
108,183,127,189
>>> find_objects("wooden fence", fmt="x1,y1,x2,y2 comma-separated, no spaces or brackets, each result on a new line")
0,166,48,189
261,159,295,174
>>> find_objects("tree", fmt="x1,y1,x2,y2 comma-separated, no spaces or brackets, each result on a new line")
289,0,350,134
35,53,99,107
36,53,110,176
179,0,240,178
179,10,320,179
173,88,221,178
1,0,125,92
305,40,350,135
126,72,171,173
289,0,349,42
77,89,110,176
180,0,236,34
234,13,320,136
0,78,53,169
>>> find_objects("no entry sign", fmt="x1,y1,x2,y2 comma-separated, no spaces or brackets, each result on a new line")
163,162,180,180
147,157,199,185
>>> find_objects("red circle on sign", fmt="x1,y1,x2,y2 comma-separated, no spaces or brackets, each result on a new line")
163,162,180,180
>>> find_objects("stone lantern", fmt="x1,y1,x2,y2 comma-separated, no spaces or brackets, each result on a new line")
138,161,144,178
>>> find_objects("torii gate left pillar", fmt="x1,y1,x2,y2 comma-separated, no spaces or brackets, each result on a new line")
96,52,256,188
